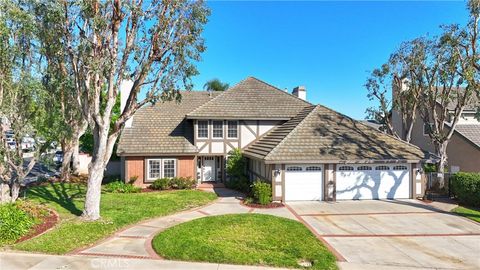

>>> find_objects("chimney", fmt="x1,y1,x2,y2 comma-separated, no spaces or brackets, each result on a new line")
292,86,306,100
120,80,134,128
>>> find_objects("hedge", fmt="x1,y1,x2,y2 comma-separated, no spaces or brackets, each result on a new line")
450,172,480,207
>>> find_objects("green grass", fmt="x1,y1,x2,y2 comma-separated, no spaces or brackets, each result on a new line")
453,206,480,223
13,182,217,254
152,214,338,270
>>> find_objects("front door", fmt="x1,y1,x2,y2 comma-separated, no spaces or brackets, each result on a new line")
202,157,215,182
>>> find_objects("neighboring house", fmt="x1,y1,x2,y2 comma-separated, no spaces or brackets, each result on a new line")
118,77,427,201
391,85,480,173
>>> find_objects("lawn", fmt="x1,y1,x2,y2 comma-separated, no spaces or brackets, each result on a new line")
13,182,217,254
152,214,338,270
453,206,480,223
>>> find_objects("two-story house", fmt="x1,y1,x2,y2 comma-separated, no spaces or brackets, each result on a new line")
118,77,427,201
392,83,480,173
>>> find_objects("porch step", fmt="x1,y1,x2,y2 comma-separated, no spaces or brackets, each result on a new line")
197,183,225,189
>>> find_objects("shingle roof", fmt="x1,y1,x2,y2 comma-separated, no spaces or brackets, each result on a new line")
455,124,480,148
186,77,311,120
117,91,221,155
244,105,426,163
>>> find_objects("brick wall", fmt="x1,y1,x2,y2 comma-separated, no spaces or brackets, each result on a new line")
178,156,196,178
125,156,145,186
124,156,196,187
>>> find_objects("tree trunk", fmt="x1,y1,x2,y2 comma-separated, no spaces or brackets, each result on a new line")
82,159,105,220
60,140,74,181
71,139,81,176
10,181,20,203
0,182,11,204
82,126,112,221
72,121,88,176
436,142,448,189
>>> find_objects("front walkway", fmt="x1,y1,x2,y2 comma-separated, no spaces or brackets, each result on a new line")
74,188,296,259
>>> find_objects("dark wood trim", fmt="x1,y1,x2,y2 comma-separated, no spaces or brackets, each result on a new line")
243,121,257,137
256,120,260,138
411,163,416,199
332,164,337,201
281,164,286,202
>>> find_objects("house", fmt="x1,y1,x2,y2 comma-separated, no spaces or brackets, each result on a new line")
391,84,480,173
117,77,427,201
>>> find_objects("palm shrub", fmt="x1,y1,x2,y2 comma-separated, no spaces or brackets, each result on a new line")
252,181,272,205
451,172,480,207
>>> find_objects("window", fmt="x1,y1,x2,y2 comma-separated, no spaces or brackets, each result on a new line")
423,122,433,136
357,166,372,171
306,166,322,171
212,120,223,138
286,166,302,172
375,165,390,170
148,159,161,180
393,165,408,171
198,120,208,138
338,166,354,171
163,159,176,178
147,158,176,181
227,121,238,138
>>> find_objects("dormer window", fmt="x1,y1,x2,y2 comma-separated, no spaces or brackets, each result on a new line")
212,120,223,138
198,120,208,138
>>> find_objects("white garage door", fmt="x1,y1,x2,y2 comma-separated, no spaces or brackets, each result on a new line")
335,164,410,200
285,165,323,201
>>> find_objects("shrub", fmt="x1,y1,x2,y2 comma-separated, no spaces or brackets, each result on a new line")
226,148,246,180
225,176,251,194
103,181,141,193
0,203,35,245
151,178,172,190
171,177,195,190
252,181,272,205
451,172,480,207
151,177,195,190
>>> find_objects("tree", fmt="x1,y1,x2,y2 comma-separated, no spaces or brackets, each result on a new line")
33,2,88,181
364,40,425,142
41,0,209,220
0,0,50,203
203,78,229,91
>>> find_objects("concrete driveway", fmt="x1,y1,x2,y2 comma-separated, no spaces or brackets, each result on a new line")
287,200,480,269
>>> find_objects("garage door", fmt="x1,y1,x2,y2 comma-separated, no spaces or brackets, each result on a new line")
285,165,323,201
335,164,410,200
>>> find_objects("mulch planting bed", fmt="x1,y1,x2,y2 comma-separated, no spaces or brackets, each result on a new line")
16,210,59,243
242,200,284,209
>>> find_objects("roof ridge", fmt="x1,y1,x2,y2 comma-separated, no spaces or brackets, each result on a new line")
315,103,426,154
186,77,252,116
263,105,317,160
247,76,313,106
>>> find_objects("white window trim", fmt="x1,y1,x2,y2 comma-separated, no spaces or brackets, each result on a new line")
212,120,224,139
147,159,162,181
227,120,238,138
197,120,209,139
162,158,176,178
146,158,177,181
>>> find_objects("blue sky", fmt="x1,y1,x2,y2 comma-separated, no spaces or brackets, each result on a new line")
190,1,469,119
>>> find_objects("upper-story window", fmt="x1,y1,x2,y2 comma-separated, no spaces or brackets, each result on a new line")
198,120,208,138
212,120,223,138
227,121,238,138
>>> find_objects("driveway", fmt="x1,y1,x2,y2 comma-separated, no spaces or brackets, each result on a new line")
287,200,480,269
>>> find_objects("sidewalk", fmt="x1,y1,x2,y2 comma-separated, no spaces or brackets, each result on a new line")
0,252,291,270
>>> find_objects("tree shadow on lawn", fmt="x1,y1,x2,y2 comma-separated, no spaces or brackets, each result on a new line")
26,182,84,216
